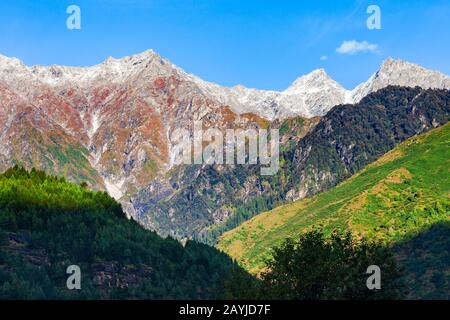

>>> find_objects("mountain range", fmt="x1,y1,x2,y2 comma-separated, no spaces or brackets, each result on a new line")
0,50,449,240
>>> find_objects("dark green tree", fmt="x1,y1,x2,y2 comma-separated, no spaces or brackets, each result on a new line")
255,230,403,299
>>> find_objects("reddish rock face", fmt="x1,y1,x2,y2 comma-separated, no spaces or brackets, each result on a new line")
0,50,271,204
4,51,445,240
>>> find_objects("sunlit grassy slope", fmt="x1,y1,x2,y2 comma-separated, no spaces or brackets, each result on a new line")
218,123,450,274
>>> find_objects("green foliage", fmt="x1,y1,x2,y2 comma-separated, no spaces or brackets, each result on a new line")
199,86,450,244
0,166,248,299
201,195,276,245
219,122,450,299
284,86,450,194
262,230,403,299
227,230,404,300
394,222,450,299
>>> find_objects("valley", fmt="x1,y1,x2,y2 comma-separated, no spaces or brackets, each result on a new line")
2,0,450,304
0,49,449,299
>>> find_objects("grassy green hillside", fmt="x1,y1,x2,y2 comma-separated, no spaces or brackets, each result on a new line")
0,167,248,299
218,123,450,277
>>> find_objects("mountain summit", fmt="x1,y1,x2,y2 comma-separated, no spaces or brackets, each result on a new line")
1,51,449,119
0,49,449,236
351,57,450,102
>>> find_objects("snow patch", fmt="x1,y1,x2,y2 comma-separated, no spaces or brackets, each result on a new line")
88,112,101,140
104,177,125,200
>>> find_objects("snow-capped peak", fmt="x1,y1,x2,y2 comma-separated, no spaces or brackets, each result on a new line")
350,58,450,103
285,68,345,95
288,68,328,86
0,54,25,67
7,49,167,87
270,69,348,118
1,50,449,120
101,49,161,67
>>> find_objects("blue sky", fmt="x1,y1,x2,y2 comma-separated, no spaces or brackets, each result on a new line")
0,0,449,90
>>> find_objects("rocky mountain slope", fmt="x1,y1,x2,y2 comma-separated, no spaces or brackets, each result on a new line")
143,86,449,242
0,50,449,240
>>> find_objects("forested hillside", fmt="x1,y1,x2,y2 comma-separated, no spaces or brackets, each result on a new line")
199,86,450,244
219,123,450,299
0,167,248,299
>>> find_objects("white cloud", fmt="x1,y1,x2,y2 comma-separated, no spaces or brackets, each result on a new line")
320,55,328,61
336,40,379,55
